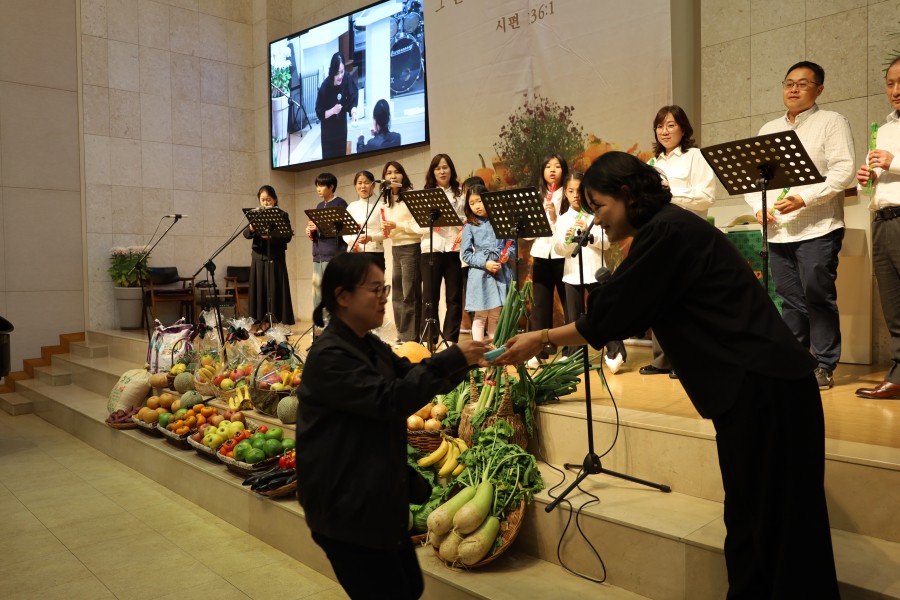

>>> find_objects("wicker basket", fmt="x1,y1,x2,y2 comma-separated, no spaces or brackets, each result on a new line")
106,420,137,430
193,377,217,397
459,372,528,449
434,496,526,568
217,451,279,478
257,480,297,498
131,415,162,436
158,425,194,450
456,372,481,446
250,387,291,417
407,428,455,454
186,434,221,462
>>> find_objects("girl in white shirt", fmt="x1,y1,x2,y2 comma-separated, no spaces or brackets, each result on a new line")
344,170,386,272
379,161,421,343
642,105,716,378
551,173,626,370
529,153,570,359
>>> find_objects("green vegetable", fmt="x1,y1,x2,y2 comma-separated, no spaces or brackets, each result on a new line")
452,480,494,534
427,486,477,535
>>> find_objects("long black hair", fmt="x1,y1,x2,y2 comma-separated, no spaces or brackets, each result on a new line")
381,161,413,207
312,253,380,328
539,153,570,215
582,151,672,231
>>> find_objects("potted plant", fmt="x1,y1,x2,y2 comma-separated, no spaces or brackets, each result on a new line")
271,41,291,142
109,246,150,329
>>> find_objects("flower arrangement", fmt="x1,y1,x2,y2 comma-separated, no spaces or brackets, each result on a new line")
108,246,150,288
493,93,586,189
270,41,292,99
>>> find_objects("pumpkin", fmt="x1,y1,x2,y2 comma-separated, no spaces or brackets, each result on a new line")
149,372,169,389
173,371,194,394
277,394,298,424
392,341,431,364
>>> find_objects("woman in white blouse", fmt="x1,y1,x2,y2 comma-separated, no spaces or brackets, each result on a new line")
642,105,716,378
343,170,386,271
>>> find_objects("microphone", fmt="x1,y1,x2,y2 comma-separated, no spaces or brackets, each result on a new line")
374,179,403,186
595,266,611,285
165,214,188,219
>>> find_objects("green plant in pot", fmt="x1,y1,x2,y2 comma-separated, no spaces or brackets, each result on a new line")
108,246,150,288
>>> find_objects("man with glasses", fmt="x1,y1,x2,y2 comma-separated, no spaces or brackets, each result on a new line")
744,61,855,390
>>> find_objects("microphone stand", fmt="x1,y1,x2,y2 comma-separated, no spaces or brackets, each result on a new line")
545,227,670,514
348,193,382,254
127,215,184,342
756,164,774,293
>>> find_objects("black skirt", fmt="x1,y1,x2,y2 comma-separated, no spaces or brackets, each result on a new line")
249,251,295,325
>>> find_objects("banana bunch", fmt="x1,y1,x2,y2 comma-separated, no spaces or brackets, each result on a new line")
228,385,251,410
197,366,216,382
417,435,468,478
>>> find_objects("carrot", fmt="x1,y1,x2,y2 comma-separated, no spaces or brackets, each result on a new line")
457,516,501,565
426,486,477,535
452,480,494,534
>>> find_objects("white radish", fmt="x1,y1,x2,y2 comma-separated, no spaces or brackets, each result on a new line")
438,529,465,563
426,486,477,535
457,516,501,565
452,480,494,534
427,529,447,549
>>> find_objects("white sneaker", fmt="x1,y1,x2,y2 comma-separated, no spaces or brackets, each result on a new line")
604,353,625,374
527,356,541,369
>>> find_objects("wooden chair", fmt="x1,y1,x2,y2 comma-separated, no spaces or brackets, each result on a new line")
144,267,196,324
225,266,251,317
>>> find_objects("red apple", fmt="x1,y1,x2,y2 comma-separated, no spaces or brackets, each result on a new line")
209,415,224,427
231,411,245,424
292,375,302,386
213,374,225,387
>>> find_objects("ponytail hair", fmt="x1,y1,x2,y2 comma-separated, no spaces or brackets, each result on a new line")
312,252,379,327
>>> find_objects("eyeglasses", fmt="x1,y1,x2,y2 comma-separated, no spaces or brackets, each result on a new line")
369,284,391,298
782,79,820,91
655,122,679,131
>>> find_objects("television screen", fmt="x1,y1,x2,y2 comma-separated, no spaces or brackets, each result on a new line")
269,0,428,170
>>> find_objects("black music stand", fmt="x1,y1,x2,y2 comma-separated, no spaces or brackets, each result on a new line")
701,131,824,292
244,207,294,331
400,189,463,353
481,186,552,286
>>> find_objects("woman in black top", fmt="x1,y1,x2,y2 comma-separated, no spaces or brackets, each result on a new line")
296,253,486,599
243,185,294,333
495,152,839,599
315,52,358,160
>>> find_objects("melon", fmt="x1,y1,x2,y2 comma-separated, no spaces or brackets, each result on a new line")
392,341,431,364
173,372,194,394
180,390,203,410
277,394,298,424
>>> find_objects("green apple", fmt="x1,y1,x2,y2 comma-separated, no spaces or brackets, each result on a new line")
205,433,225,449
220,378,235,391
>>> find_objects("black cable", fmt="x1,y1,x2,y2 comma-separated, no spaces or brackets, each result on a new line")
532,352,622,585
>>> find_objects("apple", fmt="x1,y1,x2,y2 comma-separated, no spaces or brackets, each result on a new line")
258,381,270,390
191,432,203,442
231,411,246,424
227,421,245,436
209,415,225,427
198,423,212,434
205,433,225,449
223,409,234,420
292,375,302,387
270,382,285,392
229,370,240,381
201,355,214,367
220,378,235,391
213,374,225,387
217,424,230,437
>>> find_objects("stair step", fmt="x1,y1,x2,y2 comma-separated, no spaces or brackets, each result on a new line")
33,365,72,386
0,392,33,415
21,373,900,600
68,340,109,358
49,352,141,397
22,380,645,600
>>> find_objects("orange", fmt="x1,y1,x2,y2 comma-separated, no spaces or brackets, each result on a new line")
175,426,190,435
185,416,197,428
196,414,206,426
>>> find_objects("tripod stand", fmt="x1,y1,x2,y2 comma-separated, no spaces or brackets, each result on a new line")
546,226,670,514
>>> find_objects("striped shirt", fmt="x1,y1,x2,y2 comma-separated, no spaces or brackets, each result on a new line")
745,104,855,243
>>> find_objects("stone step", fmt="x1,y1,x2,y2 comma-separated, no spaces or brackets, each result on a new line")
533,400,900,544
68,339,109,358
22,379,646,600
33,364,72,386
0,392,32,415
49,351,139,398
20,376,900,600
87,330,149,365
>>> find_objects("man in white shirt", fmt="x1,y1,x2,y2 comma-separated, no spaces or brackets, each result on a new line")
855,56,900,399
745,61,855,390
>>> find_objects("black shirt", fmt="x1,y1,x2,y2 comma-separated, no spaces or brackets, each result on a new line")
575,204,815,418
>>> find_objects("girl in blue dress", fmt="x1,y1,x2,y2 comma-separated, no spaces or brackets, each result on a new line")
460,184,516,343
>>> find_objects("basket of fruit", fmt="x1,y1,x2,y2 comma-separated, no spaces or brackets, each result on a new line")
407,401,454,454
192,352,221,397
187,410,249,460
217,425,294,477
106,407,140,429
250,342,303,417
131,407,163,435
158,404,220,450
213,360,253,410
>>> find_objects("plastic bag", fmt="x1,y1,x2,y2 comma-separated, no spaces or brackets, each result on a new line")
147,318,193,374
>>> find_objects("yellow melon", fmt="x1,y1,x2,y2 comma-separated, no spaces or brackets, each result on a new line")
392,342,431,364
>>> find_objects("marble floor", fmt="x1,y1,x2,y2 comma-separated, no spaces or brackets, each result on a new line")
0,410,348,600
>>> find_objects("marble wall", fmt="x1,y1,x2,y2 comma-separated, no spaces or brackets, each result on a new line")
0,0,84,372
700,0,900,364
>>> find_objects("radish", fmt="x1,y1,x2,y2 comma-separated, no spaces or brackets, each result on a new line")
457,516,501,565
438,529,465,562
452,480,494,534
427,529,447,549
426,486,477,535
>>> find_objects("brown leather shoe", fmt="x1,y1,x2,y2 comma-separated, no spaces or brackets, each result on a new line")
855,381,900,399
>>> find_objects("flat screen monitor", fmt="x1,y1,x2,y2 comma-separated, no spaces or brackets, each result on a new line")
269,0,428,170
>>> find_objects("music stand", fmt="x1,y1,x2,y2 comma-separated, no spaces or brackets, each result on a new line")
304,206,360,240
701,131,824,292
244,207,295,331
481,186,552,286
400,189,463,353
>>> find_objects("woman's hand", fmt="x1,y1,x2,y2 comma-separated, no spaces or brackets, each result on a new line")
489,331,544,365
327,103,342,118
454,340,490,366
358,235,371,245
485,260,500,274
382,220,396,237
350,107,357,123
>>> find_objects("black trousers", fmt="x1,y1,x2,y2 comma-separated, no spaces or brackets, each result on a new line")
420,251,462,343
312,532,423,600
531,257,566,349
872,217,900,383
712,372,839,599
